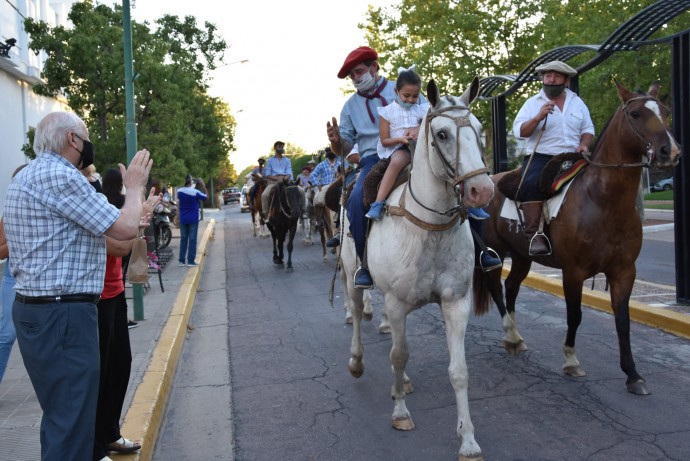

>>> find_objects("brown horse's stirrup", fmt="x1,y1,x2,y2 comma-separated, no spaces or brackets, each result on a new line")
529,232,552,256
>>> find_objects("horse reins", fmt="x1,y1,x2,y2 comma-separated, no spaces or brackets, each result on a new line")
583,96,664,169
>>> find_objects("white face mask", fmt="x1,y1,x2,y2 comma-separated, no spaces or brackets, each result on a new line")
353,67,375,92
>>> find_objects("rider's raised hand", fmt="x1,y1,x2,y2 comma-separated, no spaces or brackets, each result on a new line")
327,117,340,145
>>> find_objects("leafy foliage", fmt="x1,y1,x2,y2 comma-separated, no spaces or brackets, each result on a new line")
22,0,236,186
362,0,688,149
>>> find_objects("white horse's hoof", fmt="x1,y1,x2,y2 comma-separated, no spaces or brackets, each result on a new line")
348,358,363,378
345,316,353,325
379,324,391,335
363,311,373,321
322,256,329,263
459,454,483,461
392,416,415,431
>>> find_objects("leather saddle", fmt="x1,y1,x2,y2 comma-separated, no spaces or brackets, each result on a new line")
362,158,410,208
497,152,587,200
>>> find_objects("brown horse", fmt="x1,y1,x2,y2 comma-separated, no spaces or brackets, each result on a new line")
249,180,269,238
303,184,334,261
475,80,681,395
265,180,302,272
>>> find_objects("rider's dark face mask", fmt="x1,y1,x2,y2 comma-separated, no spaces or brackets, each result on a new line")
543,84,566,98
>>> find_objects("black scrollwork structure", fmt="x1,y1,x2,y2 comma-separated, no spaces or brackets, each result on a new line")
478,0,690,302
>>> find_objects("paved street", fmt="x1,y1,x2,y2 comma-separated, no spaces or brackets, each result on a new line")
155,205,690,461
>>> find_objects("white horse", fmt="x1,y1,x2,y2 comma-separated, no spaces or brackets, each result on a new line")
301,185,316,246
340,78,494,461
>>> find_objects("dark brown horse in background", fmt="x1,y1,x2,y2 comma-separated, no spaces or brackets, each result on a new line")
475,80,681,395
265,180,302,272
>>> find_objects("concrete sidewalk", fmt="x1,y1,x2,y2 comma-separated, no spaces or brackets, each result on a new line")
0,213,217,461
0,206,687,461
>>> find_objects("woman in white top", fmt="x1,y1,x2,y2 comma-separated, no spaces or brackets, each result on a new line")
366,67,428,221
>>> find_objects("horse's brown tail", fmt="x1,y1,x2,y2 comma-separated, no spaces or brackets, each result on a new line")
473,267,491,316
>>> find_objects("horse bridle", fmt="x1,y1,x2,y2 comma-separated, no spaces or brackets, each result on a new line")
406,104,489,218
583,96,665,169
267,181,296,219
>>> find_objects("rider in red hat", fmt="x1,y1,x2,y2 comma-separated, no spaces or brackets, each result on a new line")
326,46,422,289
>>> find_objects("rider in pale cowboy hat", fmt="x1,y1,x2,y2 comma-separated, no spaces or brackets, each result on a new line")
512,60,594,255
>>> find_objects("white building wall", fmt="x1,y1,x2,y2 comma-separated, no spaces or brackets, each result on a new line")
0,0,76,213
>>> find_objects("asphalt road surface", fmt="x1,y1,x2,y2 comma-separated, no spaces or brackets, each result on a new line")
154,204,690,461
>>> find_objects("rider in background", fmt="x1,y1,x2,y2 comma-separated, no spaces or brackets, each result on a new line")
247,157,265,209
261,141,293,216
296,167,311,189
366,66,428,221
309,146,341,191
513,60,594,255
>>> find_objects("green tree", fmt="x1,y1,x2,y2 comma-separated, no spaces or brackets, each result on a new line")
23,1,233,185
362,0,688,149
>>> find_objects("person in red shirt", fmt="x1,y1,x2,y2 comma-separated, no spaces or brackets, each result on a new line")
92,169,158,461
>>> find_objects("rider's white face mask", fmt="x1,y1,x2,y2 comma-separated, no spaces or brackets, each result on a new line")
353,67,375,93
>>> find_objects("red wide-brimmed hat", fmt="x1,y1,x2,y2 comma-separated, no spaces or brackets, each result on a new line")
337,46,378,79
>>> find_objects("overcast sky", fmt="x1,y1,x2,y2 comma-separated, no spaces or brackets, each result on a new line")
131,0,394,171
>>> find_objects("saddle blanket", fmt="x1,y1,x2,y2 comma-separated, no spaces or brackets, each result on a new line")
499,180,574,224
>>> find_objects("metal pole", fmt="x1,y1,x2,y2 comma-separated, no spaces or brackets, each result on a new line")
209,177,215,208
672,32,689,304
123,0,144,319
491,96,508,173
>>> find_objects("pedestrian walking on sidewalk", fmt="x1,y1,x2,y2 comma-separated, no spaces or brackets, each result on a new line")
3,111,153,461
177,174,208,267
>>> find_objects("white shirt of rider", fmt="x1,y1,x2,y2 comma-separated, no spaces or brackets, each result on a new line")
513,88,595,155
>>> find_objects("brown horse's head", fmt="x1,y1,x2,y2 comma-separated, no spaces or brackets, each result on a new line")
613,80,681,169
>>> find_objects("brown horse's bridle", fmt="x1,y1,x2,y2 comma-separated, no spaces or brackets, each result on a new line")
406,104,489,219
583,96,665,169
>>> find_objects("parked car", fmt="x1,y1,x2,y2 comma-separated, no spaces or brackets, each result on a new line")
223,187,241,204
650,177,673,192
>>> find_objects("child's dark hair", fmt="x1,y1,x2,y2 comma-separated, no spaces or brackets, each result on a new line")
396,70,421,90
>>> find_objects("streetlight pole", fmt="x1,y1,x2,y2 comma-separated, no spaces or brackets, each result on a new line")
123,0,144,320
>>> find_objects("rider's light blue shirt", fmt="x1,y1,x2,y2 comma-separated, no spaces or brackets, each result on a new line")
264,156,293,180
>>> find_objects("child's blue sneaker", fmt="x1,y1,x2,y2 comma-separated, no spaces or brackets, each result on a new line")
468,207,490,220
366,201,386,221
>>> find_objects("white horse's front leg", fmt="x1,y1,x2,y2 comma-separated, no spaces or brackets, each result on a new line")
343,269,354,325
363,290,373,321
379,310,391,334
387,299,414,431
347,284,365,378
442,296,482,461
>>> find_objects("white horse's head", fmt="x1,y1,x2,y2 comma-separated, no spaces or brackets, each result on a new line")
421,78,494,209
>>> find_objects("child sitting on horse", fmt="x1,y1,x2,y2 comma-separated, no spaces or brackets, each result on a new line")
365,66,428,221
365,66,501,271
